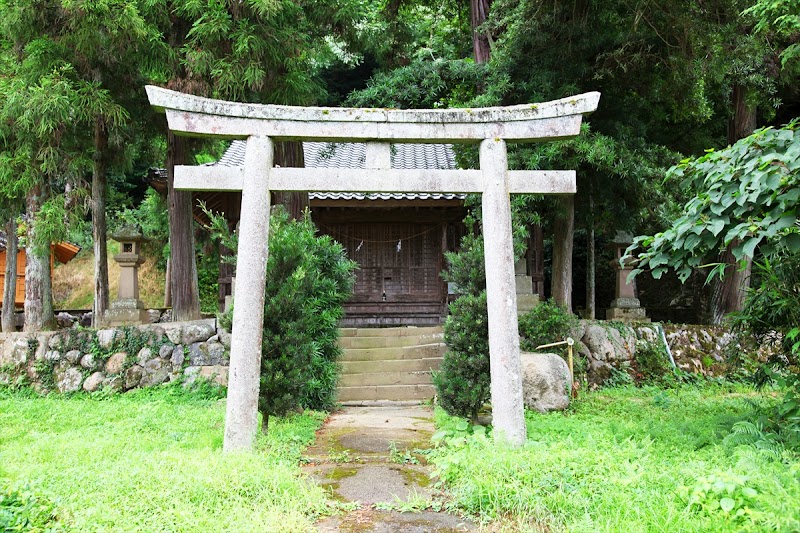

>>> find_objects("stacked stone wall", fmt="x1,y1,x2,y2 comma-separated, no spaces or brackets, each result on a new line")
0,319,229,393
571,320,773,386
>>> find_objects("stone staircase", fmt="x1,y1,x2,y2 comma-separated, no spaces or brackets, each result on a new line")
336,326,445,404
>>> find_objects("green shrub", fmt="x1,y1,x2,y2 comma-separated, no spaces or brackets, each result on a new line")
197,257,219,315
632,339,673,386
730,250,800,450
0,482,61,532
518,298,578,352
219,208,356,428
433,293,490,423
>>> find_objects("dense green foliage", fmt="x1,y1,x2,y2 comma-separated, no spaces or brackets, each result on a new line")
730,252,800,448
432,384,800,531
0,481,61,532
219,208,356,421
435,204,582,420
632,121,800,283
632,120,800,444
518,299,579,352
434,211,496,422
433,293,490,423
0,386,332,531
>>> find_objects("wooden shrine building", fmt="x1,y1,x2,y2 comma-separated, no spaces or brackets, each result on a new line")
0,239,81,307
151,141,545,327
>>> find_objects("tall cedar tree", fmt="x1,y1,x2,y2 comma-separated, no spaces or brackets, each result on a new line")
146,0,361,320
0,1,153,329
0,26,127,331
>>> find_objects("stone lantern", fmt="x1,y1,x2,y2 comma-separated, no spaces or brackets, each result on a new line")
606,231,649,322
104,226,150,326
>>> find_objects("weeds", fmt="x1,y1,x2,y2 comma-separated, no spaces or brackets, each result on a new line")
0,481,63,532
388,441,420,465
373,490,442,513
430,384,800,531
0,386,332,531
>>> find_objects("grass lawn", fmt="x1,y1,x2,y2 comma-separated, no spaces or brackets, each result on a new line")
0,386,332,532
432,383,800,532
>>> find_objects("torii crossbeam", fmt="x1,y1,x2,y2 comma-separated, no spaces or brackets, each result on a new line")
146,86,600,451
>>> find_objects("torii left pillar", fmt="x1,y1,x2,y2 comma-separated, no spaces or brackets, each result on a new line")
222,136,273,447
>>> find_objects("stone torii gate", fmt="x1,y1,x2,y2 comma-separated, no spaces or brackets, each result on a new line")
146,86,600,451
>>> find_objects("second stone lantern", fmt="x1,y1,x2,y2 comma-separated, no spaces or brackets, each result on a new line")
104,226,150,326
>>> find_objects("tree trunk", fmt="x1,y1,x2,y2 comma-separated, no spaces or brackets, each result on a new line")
551,195,574,313
2,215,18,332
585,195,595,319
261,411,269,434
470,0,492,64
24,186,55,332
530,224,545,298
167,133,200,322
273,141,309,220
163,257,172,308
711,242,752,324
711,84,757,325
92,118,110,327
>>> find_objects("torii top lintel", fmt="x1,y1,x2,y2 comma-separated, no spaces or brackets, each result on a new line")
145,86,600,143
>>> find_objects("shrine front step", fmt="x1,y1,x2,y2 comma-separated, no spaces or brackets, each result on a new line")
340,370,436,387
339,332,444,350
337,384,437,403
340,326,443,338
341,343,446,362
337,326,444,403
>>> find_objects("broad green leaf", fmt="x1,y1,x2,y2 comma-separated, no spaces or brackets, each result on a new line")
742,237,761,259
719,497,735,513
708,219,725,237
785,233,800,253
742,487,758,498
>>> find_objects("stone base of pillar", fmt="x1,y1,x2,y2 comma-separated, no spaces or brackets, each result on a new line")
515,275,533,294
104,308,150,327
104,298,149,327
517,294,540,315
606,306,650,322
609,297,641,309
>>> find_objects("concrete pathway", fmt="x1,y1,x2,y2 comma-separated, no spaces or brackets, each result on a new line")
302,405,476,532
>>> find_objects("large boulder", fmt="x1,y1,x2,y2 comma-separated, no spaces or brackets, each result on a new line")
188,341,227,366
183,365,228,387
182,322,215,345
53,362,83,393
5,337,29,366
137,347,156,366
520,352,570,413
170,345,185,371
105,352,127,375
124,364,144,389
80,353,100,371
65,350,83,364
140,358,170,387
97,329,116,350
582,324,635,362
83,371,105,392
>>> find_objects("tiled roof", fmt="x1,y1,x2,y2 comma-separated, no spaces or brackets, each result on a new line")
215,141,462,202
310,192,463,201
152,141,465,202
214,140,457,170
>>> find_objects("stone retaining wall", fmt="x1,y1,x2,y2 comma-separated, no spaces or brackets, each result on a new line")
0,319,769,394
0,319,229,393
571,321,770,386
